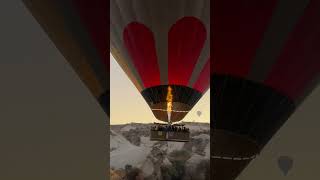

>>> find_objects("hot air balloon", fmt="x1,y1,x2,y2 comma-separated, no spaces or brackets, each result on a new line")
277,156,294,176
197,110,202,117
211,0,320,179
23,0,109,115
110,0,210,141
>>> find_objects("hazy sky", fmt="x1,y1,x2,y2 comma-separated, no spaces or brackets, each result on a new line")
110,54,210,125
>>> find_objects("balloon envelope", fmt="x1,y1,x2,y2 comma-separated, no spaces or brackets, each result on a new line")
110,0,210,122
211,0,320,179
277,156,294,176
23,0,109,114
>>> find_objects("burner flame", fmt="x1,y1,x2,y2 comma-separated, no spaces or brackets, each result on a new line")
166,86,173,122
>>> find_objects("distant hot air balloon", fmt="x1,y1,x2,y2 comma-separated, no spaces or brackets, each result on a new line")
277,156,294,176
23,0,109,115
110,0,210,123
197,111,202,117
211,0,320,179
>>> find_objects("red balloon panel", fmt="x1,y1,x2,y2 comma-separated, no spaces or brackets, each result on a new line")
168,17,207,86
123,22,161,88
71,0,109,68
265,0,320,99
212,0,277,77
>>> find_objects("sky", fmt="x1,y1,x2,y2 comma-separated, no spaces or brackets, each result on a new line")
110,54,210,125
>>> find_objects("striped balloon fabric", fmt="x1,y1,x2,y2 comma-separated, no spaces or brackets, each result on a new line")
23,0,109,115
212,0,320,179
111,0,210,122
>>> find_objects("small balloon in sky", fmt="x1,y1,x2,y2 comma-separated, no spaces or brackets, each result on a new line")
277,156,294,176
197,111,202,117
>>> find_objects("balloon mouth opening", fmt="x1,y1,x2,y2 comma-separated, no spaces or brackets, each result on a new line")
211,129,260,157
211,129,260,179
150,102,191,122
150,108,189,113
141,85,203,122
151,108,190,122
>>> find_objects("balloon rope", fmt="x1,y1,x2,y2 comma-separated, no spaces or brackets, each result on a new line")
211,154,257,161
151,108,189,113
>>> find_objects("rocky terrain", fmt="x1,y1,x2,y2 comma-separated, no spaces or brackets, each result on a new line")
110,122,210,180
